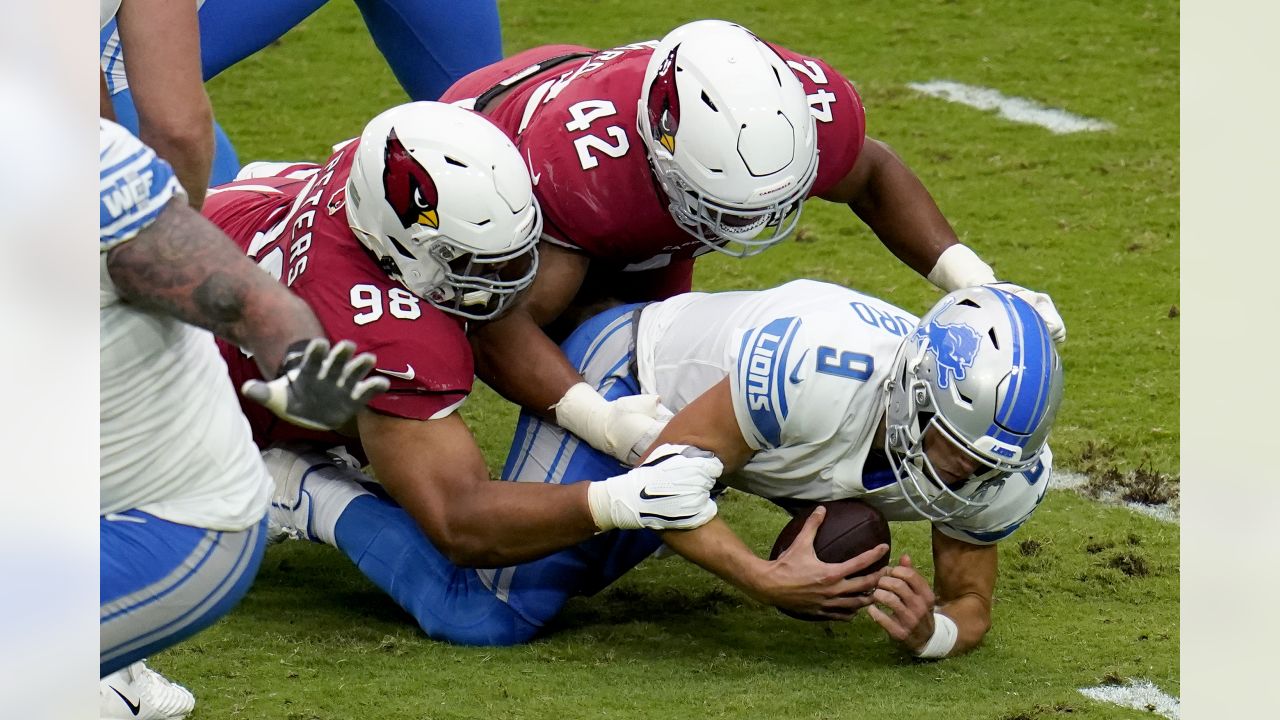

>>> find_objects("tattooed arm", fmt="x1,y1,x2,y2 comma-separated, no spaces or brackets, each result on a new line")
105,197,321,376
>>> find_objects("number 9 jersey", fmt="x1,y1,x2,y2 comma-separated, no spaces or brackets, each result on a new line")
635,280,1053,545
202,141,474,452
440,38,865,298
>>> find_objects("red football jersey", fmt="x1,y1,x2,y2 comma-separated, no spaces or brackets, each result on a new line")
202,141,474,450
441,39,865,298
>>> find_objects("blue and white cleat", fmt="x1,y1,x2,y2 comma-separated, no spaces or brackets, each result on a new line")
100,661,195,720
260,443,337,544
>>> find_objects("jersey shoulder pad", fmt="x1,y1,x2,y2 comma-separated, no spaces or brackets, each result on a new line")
768,44,866,197
99,119,184,250
519,53,676,258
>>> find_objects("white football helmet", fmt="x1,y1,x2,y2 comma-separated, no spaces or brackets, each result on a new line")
884,287,1064,521
345,101,541,321
636,20,819,257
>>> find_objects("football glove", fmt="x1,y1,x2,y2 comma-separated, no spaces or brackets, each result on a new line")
242,338,389,431
552,382,674,465
587,443,721,532
986,281,1067,343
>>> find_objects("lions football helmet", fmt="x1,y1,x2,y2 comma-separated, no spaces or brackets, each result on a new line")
636,20,819,257
884,287,1064,521
346,101,541,321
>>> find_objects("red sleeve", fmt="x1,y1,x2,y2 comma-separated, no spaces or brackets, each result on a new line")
770,45,866,198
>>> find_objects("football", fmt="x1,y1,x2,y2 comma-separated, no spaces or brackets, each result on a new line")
768,499,892,621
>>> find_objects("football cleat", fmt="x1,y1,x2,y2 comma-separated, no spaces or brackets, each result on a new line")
100,661,195,720
261,443,339,544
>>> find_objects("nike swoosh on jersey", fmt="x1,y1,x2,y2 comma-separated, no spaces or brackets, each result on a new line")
378,365,415,381
788,349,810,384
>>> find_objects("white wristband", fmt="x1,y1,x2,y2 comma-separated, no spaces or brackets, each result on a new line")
914,612,959,659
926,244,997,292
585,481,617,532
552,382,610,449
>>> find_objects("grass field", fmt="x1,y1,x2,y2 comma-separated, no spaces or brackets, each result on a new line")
166,1,1181,717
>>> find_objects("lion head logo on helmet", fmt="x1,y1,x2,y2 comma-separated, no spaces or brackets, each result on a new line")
919,317,982,390
646,44,682,155
382,128,439,230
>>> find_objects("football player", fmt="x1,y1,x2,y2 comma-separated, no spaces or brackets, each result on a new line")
100,119,385,715
101,0,503,186
201,101,723,641
99,0,219,205
268,281,1062,652
435,19,1066,466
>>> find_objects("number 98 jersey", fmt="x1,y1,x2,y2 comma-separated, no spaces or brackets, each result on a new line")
440,39,866,294
201,142,474,451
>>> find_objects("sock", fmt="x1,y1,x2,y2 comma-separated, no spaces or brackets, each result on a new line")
301,462,372,546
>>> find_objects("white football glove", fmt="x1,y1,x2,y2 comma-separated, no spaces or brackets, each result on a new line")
587,443,722,532
552,382,674,465
242,338,390,431
986,281,1067,343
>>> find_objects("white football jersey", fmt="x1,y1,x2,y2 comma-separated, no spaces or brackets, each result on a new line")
99,119,269,530
635,279,1051,544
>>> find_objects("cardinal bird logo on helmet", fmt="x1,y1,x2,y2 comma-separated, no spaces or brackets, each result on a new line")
382,129,439,230
647,45,682,155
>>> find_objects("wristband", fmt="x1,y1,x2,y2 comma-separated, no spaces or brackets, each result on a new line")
926,244,997,292
914,612,959,659
551,382,610,449
585,480,616,532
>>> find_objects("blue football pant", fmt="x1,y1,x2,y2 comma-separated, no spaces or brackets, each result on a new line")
101,511,267,676
101,0,501,185
331,304,663,645
197,0,501,101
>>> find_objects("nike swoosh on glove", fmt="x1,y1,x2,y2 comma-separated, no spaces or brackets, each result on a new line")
587,443,722,532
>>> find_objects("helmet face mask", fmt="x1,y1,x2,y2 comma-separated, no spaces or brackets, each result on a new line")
637,20,819,258
883,287,1064,522
345,101,542,322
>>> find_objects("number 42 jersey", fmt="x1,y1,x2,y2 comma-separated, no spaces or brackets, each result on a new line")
441,39,865,289
635,280,1054,545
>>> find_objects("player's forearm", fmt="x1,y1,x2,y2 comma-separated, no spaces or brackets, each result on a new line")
426,481,599,567
661,519,770,601
106,199,323,372
934,594,992,656
472,311,584,417
845,139,959,279
139,119,213,210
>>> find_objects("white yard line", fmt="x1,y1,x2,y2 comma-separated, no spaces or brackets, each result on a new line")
1053,471,1179,524
1079,679,1180,719
907,80,1115,134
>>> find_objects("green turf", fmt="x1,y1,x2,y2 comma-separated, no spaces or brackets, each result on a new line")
183,1,1180,717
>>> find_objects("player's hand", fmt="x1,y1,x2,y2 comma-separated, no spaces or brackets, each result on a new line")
242,338,389,431
587,443,721,532
985,281,1066,343
753,506,888,621
553,382,674,464
866,554,938,653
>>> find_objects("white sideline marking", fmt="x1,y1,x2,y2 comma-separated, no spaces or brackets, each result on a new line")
1053,472,1179,524
908,80,1114,134
1079,679,1180,719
